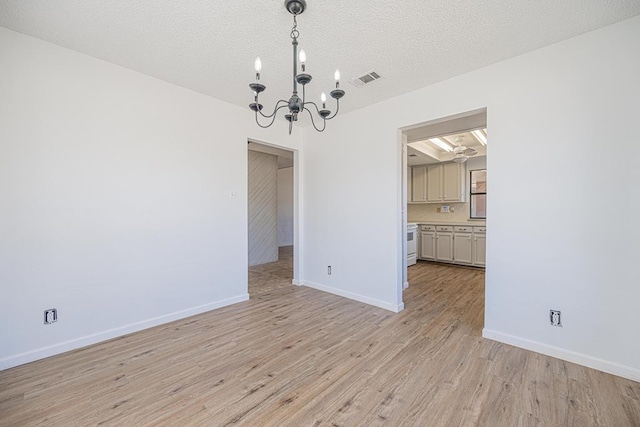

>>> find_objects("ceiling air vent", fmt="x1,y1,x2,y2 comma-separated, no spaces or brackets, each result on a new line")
349,71,382,88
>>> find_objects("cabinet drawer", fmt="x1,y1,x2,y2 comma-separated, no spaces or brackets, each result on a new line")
454,226,472,233
436,225,453,232
473,226,486,233
421,225,435,231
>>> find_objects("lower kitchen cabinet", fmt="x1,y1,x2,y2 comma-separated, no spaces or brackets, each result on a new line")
419,227,436,260
472,227,486,267
435,226,453,262
453,226,473,265
417,223,485,267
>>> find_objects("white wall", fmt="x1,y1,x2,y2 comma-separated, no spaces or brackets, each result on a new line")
277,167,294,247
301,16,640,380
302,105,404,312
0,27,302,369
465,156,486,178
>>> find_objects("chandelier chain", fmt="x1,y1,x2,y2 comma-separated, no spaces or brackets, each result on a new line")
290,16,299,40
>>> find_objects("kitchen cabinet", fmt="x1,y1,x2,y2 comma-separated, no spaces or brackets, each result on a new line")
443,163,464,201
472,226,486,267
416,223,486,268
426,163,465,203
435,225,454,262
426,165,441,202
407,166,412,202
419,225,436,260
453,226,473,265
411,165,427,202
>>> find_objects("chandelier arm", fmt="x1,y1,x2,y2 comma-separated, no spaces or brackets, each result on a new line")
255,103,290,128
325,98,341,120
257,100,290,119
254,111,279,129
303,100,322,115
303,104,327,132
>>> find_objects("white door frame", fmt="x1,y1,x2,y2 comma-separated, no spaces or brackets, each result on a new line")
247,139,300,286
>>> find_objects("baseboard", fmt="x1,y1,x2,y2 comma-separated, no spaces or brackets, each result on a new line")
483,328,640,382
292,279,302,286
301,280,404,313
0,294,249,371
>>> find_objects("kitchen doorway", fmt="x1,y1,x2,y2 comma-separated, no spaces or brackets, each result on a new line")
247,140,298,296
399,109,487,332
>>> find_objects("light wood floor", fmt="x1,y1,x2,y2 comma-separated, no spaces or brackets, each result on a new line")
248,245,293,296
1,261,638,426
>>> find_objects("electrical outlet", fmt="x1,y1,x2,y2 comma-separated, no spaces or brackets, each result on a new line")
550,310,561,327
327,266,332,275
44,308,58,324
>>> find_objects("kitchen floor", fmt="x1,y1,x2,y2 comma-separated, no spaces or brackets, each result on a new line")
407,260,485,317
248,245,293,296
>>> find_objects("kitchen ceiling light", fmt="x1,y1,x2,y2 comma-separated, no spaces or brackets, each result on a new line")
451,136,478,163
472,129,487,146
249,0,345,135
452,154,468,163
429,137,454,152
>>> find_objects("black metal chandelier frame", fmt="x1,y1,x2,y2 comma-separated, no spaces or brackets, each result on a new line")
249,0,345,134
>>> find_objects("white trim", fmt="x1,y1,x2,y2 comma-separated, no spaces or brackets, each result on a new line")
0,294,249,371
398,131,408,316
301,280,404,313
483,328,640,382
292,279,302,286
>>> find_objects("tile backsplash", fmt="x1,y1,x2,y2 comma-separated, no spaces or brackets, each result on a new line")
408,202,473,223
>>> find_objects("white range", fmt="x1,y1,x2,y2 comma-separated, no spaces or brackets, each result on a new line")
407,223,418,266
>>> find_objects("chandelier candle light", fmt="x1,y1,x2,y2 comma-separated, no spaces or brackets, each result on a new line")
249,0,345,134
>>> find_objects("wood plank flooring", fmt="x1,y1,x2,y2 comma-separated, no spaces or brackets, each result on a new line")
248,245,293,296
1,259,639,426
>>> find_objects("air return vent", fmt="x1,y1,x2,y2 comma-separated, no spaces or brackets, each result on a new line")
349,71,382,87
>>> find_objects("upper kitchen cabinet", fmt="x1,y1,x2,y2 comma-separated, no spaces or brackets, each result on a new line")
408,162,465,203
427,163,466,203
411,165,427,203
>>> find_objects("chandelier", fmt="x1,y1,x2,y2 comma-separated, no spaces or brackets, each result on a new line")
249,0,345,134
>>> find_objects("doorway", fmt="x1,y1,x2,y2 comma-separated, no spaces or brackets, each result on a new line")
399,109,487,332
247,141,297,296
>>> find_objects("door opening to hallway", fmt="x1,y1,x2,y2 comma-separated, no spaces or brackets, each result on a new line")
247,141,295,296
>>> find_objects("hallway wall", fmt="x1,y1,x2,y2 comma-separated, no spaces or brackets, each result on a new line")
248,150,278,266
277,167,294,247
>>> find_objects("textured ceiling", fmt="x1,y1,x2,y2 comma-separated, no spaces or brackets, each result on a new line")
1,1,639,115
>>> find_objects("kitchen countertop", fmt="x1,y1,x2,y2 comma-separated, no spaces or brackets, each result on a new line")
408,220,486,227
